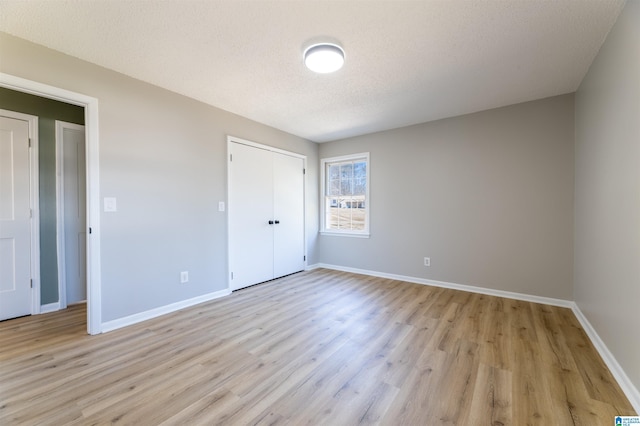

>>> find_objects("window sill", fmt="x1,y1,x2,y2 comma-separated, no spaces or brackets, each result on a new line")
320,231,370,239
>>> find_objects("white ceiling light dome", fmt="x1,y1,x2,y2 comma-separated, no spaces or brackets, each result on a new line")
304,43,345,73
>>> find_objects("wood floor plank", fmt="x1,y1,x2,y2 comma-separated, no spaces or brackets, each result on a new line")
381,351,450,424
465,363,512,426
0,269,635,425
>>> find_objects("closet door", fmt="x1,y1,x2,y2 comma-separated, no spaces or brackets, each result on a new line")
228,140,305,291
273,152,304,278
228,142,274,290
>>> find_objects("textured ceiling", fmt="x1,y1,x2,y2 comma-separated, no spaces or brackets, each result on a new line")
0,0,625,142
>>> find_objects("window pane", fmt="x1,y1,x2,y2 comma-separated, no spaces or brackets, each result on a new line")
329,164,340,179
351,209,365,230
326,196,344,229
340,178,353,195
329,179,341,196
354,177,366,196
340,163,353,181
354,161,366,178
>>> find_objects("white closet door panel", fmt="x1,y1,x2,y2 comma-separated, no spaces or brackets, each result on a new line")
0,116,32,320
229,142,274,290
273,152,304,278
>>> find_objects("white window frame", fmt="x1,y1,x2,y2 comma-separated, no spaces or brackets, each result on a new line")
320,152,370,238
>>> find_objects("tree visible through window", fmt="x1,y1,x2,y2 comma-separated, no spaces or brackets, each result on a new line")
322,153,369,235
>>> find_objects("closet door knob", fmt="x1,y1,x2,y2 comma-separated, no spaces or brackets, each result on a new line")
274,220,280,224
268,220,274,225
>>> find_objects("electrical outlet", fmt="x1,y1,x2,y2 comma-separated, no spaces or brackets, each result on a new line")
424,257,430,267
180,271,189,283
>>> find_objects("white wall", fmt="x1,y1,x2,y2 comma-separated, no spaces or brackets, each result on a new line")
318,94,575,300
0,32,319,322
574,0,640,396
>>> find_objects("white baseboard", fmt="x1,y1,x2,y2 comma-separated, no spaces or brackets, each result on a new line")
571,304,640,413
309,262,639,413
101,288,231,333
310,263,573,308
305,263,321,271
39,302,60,314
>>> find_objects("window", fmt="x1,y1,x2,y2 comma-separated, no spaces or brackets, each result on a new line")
321,153,370,236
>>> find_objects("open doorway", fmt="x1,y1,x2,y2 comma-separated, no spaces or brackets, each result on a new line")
0,89,84,320
0,73,102,334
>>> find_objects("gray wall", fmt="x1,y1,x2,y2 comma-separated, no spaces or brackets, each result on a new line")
318,94,575,300
575,0,640,394
0,32,319,322
0,87,85,304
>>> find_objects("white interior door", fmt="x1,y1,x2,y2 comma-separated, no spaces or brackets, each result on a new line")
56,122,86,307
273,152,305,278
229,142,274,290
0,114,33,320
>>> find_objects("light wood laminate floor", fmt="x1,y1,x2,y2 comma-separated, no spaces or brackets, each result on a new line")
0,269,635,425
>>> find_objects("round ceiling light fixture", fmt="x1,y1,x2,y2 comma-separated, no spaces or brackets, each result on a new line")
304,43,345,73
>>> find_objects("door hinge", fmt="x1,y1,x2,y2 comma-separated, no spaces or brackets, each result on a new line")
230,154,233,162
231,272,234,280
303,168,306,175
89,227,92,234
30,209,33,218
30,279,33,288
28,138,32,148
304,255,306,261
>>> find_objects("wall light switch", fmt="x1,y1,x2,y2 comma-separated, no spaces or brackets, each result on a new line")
218,201,225,212
104,197,117,212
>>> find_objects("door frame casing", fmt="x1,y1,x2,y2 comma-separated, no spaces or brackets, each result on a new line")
226,135,307,290
0,73,102,335
55,120,86,310
0,108,40,315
